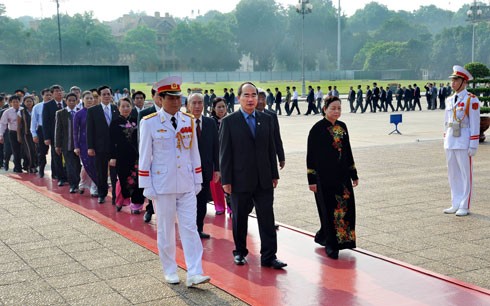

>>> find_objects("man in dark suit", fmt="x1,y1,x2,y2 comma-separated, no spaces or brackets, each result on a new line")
363,85,373,113
223,88,231,113
395,84,403,111
413,83,422,111
42,84,67,185
209,89,216,107
257,89,285,169
54,93,81,193
228,88,235,113
354,85,363,113
438,83,447,110
137,87,163,222
203,90,210,116
187,93,220,239
130,91,146,121
403,86,413,111
219,82,286,269
304,85,318,115
348,86,355,113
86,85,120,204
372,82,380,112
274,87,282,115
385,85,395,112
379,86,387,112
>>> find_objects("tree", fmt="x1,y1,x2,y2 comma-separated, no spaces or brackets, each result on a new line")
347,2,395,34
167,16,240,71
234,0,285,70
465,62,490,79
121,25,159,71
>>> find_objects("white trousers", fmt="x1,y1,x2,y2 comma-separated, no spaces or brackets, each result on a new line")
154,192,203,277
79,166,97,195
446,149,473,210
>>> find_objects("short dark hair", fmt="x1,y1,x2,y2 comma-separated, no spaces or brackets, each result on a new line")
65,93,78,101
237,82,257,97
97,85,112,95
9,95,20,102
132,91,146,100
50,84,63,93
41,88,50,95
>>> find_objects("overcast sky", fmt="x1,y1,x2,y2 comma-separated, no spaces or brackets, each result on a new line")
1,0,466,21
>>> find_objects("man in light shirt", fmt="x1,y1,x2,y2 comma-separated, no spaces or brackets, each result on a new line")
30,88,52,178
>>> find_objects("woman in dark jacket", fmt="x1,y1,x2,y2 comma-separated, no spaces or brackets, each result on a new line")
109,97,145,214
17,95,37,173
306,96,359,259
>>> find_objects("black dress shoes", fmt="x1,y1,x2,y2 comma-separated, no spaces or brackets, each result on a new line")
143,211,152,223
58,180,65,187
261,259,287,269
199,232,211,239
234,254,247,266
69,187,77,193
98,197,105,204
326,246,339,260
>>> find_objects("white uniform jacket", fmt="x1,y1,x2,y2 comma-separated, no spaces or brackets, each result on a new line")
138,109,202,194
444,89,480,150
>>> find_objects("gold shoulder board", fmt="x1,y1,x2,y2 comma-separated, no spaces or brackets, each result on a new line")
182,112,195,119
143,113,158,120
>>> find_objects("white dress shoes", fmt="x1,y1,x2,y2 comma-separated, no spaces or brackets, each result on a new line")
443,207,458,214
455,208,469,216
164,273,180,284
186,274,211,287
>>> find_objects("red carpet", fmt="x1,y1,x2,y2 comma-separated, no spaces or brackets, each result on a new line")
11,173,490,305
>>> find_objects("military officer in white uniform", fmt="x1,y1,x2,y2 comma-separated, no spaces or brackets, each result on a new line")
443,65,480,217
138,76,210,287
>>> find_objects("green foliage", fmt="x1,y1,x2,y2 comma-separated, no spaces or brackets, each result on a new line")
480,106,490,114
465,62,490,79
121,25,159,71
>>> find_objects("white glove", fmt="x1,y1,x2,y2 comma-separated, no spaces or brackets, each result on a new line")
468,148,477,157
195,184,202,195
143,187,157,200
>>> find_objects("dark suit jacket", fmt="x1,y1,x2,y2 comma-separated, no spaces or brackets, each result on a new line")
275,91,282,104
54,109,75,151
86,103,119,153
42,99,66,142
349,90,356,101
197,116,219,183
264,109,285,163
386,89,393,102
356,89,363,102
219,110,278,193
137,106,156,124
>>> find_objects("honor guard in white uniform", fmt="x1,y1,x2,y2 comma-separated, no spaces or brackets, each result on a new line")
138,76,210,287
443,65,480,217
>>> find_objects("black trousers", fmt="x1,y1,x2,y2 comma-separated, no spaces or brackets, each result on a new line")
36,127,48,171
289,99,300,115
413,98,422,111
353,100,363,113
8,130,22,171
275,102,282,115
50,137,66,180
63,150,81,188
385,100,395,112
395,99,403,111
231,186,277,264
372,98,379,112
95,152,110,198
3,130,11,169
363,100,373,113
196,179,211,232
305,101,318,115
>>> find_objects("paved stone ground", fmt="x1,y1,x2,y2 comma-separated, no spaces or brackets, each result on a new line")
0,103,489,305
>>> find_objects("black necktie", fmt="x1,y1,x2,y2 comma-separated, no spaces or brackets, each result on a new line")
196,119,201,141
171,116,177,129
57,102,62,109
454,95,458,106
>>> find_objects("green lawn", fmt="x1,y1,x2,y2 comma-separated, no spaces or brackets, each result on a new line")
131,79,448,98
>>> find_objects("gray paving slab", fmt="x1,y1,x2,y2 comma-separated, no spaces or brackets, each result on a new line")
0,107,489,304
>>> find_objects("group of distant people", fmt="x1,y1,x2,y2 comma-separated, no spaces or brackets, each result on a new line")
343,82,454,114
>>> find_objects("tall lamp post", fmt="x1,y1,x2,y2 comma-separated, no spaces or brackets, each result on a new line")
337,0,341,71
467,1,490,63
296,0,312,98
55,0,63,64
